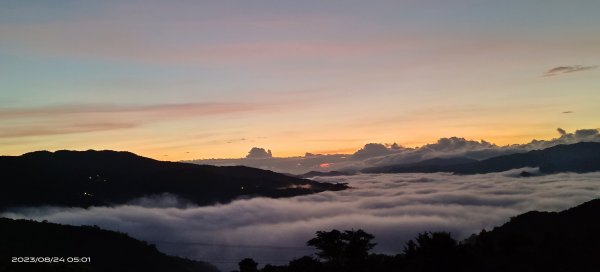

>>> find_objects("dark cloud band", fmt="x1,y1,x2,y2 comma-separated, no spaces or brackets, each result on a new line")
543,65,597,76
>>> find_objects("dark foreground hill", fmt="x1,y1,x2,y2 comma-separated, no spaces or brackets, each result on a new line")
0,150,347,209
0,218,219,272
458,198,600,272
363,142,600,174
238,198,600,272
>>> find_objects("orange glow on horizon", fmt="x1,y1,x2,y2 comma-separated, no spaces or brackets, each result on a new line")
124,128,569,162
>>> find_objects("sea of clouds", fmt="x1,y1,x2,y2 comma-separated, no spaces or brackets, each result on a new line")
3,170,600,271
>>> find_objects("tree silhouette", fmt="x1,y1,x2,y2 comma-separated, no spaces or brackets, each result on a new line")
306,229,375,271
402,232,460,272
287,256,322,272
239,258,259,272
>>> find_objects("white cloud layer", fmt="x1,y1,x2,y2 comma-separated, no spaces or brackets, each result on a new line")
3,170,600,271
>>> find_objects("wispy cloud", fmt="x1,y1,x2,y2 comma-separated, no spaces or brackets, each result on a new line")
0,102,268,118
0,102,280,138
543,65,597,77
0,122,138,138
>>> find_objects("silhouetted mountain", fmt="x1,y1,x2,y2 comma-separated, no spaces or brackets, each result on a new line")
460,198,600,272
294,171,356,179
363,142,600,174
0,217,219,272
363,157,477,173
0,150,347,209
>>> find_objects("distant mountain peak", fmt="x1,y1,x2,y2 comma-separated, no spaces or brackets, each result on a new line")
363,142,600,174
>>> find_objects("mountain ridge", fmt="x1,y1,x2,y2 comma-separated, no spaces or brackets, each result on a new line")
0,150,347,209
363,142,600,174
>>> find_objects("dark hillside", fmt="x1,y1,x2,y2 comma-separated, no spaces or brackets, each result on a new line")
0,150,347,209
0,218,219,272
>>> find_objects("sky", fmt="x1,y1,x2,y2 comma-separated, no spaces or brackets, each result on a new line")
1,0,599,160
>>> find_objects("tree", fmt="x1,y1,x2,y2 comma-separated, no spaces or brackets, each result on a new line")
402,232,459,272
288,256,322,272
239,258,259,272
306,229,376,270
307,229,345,264
344,229,376,261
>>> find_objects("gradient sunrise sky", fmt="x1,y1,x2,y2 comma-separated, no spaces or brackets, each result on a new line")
1,0,599,160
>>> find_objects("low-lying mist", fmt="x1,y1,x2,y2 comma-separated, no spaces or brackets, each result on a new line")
3,170,600,271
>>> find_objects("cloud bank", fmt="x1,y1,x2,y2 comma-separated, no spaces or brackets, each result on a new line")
246,147,273,159
3,171,600,271
193,128,600,174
